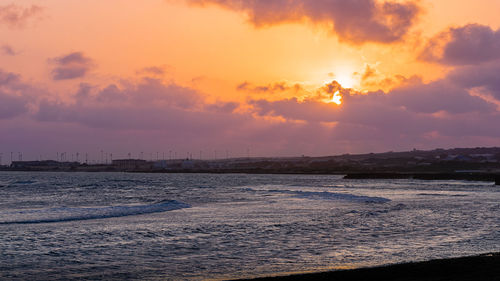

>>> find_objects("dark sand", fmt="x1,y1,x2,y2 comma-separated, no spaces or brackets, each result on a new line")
233,253,500,281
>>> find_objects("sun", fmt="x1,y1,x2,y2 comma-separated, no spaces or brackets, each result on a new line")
329,90,342,105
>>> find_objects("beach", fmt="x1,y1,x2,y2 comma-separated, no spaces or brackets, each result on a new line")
236,253,500,281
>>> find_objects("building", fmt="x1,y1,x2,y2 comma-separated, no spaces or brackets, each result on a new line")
10,160,79,170
112,159,150,171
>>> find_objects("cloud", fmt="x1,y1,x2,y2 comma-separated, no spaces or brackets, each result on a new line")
205,101,240,113
0,69,20,86
0,69,31,119
418,23,500,101
1,44,16,56
355,64,420,91
34,77,240,130
420,24,500,65
0,4,43,28
0,91,27,119
2,66,500,157
237,81,303,94
136,66,169,76
50,52,95,80
188,0,420,44
249,72,500,143
448,61,500,100
388,80,495,114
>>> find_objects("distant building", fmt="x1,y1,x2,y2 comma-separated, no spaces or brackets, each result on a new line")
10,161,79,169
153,160,168,169
181,160,195,169
112,159,150,170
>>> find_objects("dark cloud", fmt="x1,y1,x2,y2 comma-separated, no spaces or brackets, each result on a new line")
388,80,495,114
448,61,500,100
419,23,500,101
1,44,16,56
0,4,43,28
420,24,500,65
0,69,20,86
205,102,240,113
137,66,168,76
189,0,420,44
34,78,241,131
237,81,302,94
50,52,94,80
0,91,27,119
0,69,30,119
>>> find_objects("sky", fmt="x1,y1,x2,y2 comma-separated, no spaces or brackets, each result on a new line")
1,0,500,162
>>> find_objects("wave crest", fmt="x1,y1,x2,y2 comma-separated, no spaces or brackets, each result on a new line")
0,200,190,225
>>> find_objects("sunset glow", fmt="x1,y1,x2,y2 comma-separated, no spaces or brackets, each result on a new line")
1,0,500,159
328,91,343,105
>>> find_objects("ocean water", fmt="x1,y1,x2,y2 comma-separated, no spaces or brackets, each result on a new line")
0,172,499,280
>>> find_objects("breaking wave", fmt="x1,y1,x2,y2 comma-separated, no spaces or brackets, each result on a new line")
0,200,190,225
266,189,391,203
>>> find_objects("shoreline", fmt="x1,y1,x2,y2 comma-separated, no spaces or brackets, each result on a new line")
232,253,500,281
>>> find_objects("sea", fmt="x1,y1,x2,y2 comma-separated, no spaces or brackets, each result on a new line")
0,172,499,280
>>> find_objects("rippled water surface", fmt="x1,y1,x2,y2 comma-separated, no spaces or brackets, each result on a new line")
0,172,499,280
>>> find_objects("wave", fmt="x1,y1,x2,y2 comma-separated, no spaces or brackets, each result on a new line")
267,189,391,203
417,193,468,197
0,200,190,225
11,180,37,185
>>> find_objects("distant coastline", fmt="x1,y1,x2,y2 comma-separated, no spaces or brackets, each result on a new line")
1,147,499,184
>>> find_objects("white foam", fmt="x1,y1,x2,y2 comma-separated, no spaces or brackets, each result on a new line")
0,200,190,224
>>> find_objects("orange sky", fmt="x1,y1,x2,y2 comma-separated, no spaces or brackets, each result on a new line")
3,0,499,94
1,0,500,159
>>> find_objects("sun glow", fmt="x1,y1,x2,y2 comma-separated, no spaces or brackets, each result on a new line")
335,73,356,89
330,90,342,105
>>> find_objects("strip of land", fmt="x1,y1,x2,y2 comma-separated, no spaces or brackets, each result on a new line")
343,172,500,182
232,253,500,281
2,147,499,185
